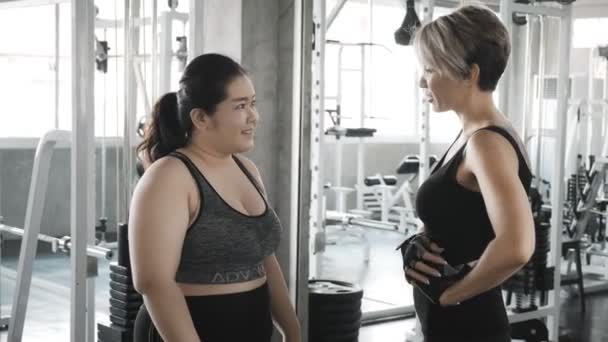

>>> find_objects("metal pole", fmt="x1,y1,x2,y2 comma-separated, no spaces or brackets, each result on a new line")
71,0,96,339
357,43,366,210
310,0,327,280
534,16,546,186
521,16,534,140
152,0,158,101
295,2,313,340
290,0,304,305
418,0,434,185
586,49,594,158
604,53,608,153
158,11,173,95
188,0,204,59
333,54,343,196
499,0,513,115
123,0,141,223
327,0,348,30
54,3,60,129
101,30,107,220
337,45,343,116
548,5,572,341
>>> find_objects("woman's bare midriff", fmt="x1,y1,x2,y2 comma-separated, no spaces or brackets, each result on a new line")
178,276,267,296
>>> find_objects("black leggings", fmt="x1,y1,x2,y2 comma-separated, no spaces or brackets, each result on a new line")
133,283,273,342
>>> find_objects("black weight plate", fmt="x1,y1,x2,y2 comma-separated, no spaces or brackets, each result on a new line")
533,247,549,258
309,309,362,325
510,319,549,340
532,251,548,261
312,329,359,342
309,280,364,302
309,316,362,333
109,297,142,311
97,323,134,342
531,251,548,261
309,318,361,336
110,273,132,285
535,240,550,253
110,289,142,302
110,306,138,320
309,299,362,314
109,314,135,328
109,263,130,277
309,295,363,307
110,280,137,294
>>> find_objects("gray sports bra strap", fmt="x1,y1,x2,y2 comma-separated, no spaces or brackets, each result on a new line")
169,151,205,182
232,155,265,196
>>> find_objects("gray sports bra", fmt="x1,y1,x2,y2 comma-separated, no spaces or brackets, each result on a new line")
170,151,282,284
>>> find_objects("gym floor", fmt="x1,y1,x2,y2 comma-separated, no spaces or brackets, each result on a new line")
0,231,607,342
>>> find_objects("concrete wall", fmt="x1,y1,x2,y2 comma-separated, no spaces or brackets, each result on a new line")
0,146,125,238
0,140,452,237
242,0,280,206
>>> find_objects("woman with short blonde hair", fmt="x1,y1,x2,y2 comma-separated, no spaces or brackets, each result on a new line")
399,4,535,342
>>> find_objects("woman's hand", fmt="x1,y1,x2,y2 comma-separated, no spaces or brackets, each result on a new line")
400,234,447,285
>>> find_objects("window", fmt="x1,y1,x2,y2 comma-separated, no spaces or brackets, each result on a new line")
573,18,608,49
0,5,61,138
323,2,463,142
324,1,418,138
0,0,189,141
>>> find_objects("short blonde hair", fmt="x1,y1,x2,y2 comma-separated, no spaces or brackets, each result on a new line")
414,4,510,91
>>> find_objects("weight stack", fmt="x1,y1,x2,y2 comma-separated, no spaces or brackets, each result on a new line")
504,221,551,312
98,224,141,342
309,280,363,342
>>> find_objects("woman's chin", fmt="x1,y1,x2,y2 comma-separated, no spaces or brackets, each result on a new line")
237,141,255,153
431,102,450,113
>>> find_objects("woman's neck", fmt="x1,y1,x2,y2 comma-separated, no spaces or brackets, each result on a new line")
454,92,504,137
185,140,232,165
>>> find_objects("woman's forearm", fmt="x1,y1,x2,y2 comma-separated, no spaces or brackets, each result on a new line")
264,256,301,341
441,237,529,305
141,282,201,342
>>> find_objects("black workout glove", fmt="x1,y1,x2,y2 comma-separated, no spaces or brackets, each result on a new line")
396,233,430,280
396,234,471,305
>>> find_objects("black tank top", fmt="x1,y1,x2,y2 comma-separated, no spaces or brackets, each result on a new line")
414,125,532,339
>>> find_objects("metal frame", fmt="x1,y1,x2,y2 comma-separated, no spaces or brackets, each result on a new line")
7,130,70,341
327,0,348,30
0,0,68,9
70,0,96,340
418,0,434,187
309,0,327,280
4,130,112,342
294,2,312,341
324,41,376,212
310,0,421,327
500,1,573,341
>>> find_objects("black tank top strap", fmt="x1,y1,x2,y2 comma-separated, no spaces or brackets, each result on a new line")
473,126,519,152
232,155,266,197
459,125,533,190
431,130,463,174
470,126,531,170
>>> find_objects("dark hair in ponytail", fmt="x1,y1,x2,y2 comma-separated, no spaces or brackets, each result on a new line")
138,53,247,162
